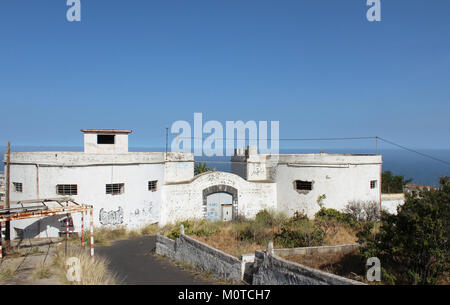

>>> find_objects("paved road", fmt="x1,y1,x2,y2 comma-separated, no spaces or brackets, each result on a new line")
96,236,213,285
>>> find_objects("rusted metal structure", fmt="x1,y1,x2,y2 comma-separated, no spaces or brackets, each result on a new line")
0,197,94,260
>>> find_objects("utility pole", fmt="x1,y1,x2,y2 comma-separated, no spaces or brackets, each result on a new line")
5,141,11,251
375,136,378,155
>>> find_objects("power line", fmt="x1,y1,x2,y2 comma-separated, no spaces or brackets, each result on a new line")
176,136,377,141
378,137,450,166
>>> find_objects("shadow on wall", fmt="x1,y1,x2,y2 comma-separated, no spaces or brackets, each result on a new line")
12,215,73,239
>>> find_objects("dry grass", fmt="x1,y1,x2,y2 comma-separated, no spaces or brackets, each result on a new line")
33,262,53,280
140,223,159,235
283,249,368,283
0,261,19,279
193,234,263,258
160,216,359,258
53,247,121,285
92,227,128,246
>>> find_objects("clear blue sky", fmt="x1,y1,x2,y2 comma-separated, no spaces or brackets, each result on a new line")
0,0,449,149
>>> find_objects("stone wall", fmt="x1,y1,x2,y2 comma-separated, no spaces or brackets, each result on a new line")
156,230,365,285
155,232,242,283
155,234,176,259
252,250,364,285
273,243,359,257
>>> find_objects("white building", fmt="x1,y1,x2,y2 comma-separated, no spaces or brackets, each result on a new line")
4,129,382,238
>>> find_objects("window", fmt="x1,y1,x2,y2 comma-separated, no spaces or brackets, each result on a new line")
97,134,115,144
295,180,312,191
57,184,78,195
148,180,158,191
370,180,378,189
13,182,23,192
106,183,124,195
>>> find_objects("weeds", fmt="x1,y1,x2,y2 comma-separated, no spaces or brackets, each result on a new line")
54,247,120,285
33,262,52,279
0,261,18,279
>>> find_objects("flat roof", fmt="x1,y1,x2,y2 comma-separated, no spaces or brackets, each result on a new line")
80,129,132,134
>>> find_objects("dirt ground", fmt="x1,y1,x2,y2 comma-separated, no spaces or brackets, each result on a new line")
0,238,64,285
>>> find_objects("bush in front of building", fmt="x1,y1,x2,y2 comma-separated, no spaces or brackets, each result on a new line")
344,201,380,222
357,177,449,285
315,207,356,227
274,219,325,248
273,212,325,248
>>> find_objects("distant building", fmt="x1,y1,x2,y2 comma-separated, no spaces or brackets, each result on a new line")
4,129,382,239
404,184,440,197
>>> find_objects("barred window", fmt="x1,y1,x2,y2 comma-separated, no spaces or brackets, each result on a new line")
370,180,378,189
148,180,158,191
13,182,23,192
57,184,78,195
295,180,312,191
106,183,124,195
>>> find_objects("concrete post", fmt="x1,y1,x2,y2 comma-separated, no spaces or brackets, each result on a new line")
180,224,185,235
267,241,274,256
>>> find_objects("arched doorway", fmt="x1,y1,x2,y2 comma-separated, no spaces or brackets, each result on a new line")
202,185,238,221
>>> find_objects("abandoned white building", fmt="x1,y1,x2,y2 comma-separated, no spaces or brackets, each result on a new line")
3,129,382,238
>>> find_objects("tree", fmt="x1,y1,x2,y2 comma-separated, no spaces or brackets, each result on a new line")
382,171,412,193
194,162,212,176
358,176,449,284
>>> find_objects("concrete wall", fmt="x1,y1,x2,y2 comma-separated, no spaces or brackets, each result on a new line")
155,234,176,259
273,243,359,257
156,233,364,285
156,233,242,283
6,152,168,238
232,151,382,218
164,152,195,183
83,133,129,154
161,171,277,226
252,250,364,285
381,193,405,215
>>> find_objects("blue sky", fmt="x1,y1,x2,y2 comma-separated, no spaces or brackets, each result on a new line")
0,0,449,150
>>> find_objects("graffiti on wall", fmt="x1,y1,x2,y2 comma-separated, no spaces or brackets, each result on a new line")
99,207,124,225
131,201,157,224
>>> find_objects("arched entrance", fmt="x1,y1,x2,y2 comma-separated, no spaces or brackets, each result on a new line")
202,185,238,221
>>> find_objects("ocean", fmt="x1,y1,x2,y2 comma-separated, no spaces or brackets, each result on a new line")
0,146,448,186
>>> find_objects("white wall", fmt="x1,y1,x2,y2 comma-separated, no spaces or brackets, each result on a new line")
7,159,165,238
161,171,277,226
233,152,382,218
275,163,381,218
84,133,129,154
381,193,405,215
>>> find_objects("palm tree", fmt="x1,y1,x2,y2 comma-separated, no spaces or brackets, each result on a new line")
194,162,211,176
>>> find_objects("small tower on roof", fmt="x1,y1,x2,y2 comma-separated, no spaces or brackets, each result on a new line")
81,129,132,154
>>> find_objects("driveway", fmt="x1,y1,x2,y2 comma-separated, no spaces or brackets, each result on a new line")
95,236,213,285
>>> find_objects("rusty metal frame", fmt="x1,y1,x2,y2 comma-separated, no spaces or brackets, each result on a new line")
0,197,94,260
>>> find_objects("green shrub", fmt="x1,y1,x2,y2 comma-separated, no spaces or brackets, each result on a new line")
291,211,309,221
255,209,275,226
237,220,273,246
358,177,449,285
315,208,356,226
274,218,324,248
